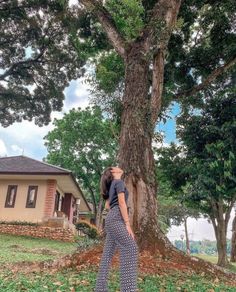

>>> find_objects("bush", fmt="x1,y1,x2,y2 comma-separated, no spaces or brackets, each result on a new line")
76,236,100,251
75,220,99,239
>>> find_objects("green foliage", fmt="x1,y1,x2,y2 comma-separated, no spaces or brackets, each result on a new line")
76,236,100,251
75,220,99,239
156,143,200,233
88,51,125,122
0,0,85,126
92,51,125,95
176,89,236,214
105,0,144,40
1,0,236,130
44,106,118,212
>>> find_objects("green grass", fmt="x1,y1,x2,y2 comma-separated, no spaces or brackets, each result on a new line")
0,234,77,263
0,235,235,291
193,254,236,273
0,269,235,292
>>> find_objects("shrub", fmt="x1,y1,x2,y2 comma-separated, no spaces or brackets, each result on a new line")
75,220,99,239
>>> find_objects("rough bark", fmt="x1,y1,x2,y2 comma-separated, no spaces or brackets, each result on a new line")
184,217,190,255
230,213,236,262
116,44,172,253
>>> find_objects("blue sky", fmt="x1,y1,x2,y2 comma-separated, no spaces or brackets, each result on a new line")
0,78,233,241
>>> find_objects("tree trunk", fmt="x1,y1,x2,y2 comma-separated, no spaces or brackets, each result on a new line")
117,44,173,253
184,217,190,255
95,198,104,230
230,213,236,262
216,231,229,267
211,213,229,267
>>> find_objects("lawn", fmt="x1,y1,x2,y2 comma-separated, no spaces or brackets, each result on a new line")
0,268,235,292
194,254,236,273
0,234,77,263
0,234,235,291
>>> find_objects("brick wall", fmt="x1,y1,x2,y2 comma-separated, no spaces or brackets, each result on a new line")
0,224,76,242
44,180,56,218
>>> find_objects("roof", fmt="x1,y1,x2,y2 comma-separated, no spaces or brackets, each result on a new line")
0,155,92,212
0,155,71,174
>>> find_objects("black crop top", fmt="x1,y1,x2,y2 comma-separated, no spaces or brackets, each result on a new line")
109,179,129,209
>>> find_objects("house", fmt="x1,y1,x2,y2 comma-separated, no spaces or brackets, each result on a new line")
0,155,91,227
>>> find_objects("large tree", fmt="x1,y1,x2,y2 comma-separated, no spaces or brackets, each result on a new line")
1,0,236,254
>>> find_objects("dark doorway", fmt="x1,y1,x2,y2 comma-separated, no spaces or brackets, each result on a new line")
54,191,60,212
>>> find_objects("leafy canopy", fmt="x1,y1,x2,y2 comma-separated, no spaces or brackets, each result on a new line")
44,106,118,207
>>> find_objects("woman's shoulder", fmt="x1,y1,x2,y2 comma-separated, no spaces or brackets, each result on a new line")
113,179,124,184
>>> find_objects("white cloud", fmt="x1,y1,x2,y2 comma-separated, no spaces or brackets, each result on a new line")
0,77,91,161
64,78,90,111
11,144,23,155
0,139,7,156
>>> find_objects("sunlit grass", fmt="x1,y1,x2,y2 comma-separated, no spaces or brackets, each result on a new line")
0,234,77,263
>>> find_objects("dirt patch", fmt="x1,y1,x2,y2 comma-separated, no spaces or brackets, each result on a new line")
8,245,59,256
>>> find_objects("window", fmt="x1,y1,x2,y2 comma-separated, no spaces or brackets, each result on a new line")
26,186,38,208
5,185,17,208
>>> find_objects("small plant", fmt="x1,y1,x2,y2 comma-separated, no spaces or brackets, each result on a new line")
76,236,100,251
75,220,99,239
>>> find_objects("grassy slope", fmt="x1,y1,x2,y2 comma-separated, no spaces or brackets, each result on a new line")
0,234,235,291
0,234,77,263
194,254,236,273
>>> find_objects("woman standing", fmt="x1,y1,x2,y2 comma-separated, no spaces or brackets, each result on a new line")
95,167,138,292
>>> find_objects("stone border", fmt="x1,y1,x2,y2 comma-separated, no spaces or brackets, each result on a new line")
0,224,76,242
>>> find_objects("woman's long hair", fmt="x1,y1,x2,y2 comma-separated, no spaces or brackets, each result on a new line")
100,167,113,200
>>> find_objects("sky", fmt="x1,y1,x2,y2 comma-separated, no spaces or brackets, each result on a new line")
0,76,234,242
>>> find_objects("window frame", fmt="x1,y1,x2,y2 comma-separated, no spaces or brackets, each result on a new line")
5,185,18,208
26,185,38,208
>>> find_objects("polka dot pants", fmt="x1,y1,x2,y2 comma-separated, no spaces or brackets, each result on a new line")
95,206,138,292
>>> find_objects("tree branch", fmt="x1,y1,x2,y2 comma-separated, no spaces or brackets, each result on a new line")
142,0,182,53
0,50,45,81
80,0,126,57
225,195,236,226
175,55,236,99
143,0,181,127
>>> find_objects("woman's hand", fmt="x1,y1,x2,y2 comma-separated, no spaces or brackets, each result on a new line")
125,223,135,240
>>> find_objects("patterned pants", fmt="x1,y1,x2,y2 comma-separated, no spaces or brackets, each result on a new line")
95,206,138,292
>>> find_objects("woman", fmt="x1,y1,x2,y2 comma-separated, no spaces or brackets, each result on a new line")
95,166,138,292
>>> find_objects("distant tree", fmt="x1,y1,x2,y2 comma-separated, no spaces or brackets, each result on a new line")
44,106,118,228
230,208,236,262
176,88,236,267
156,145,200,254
